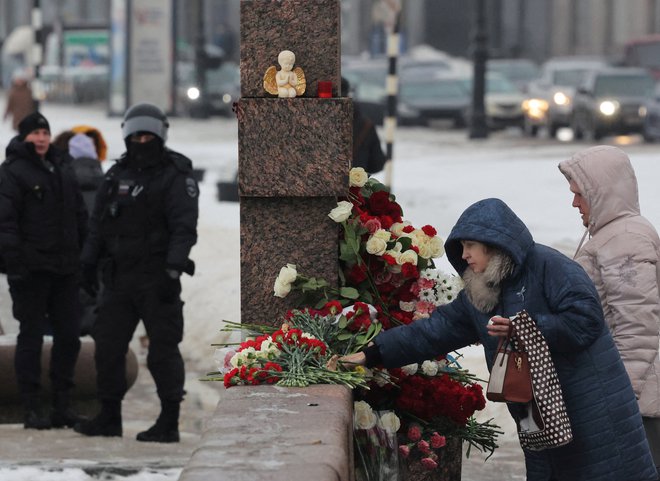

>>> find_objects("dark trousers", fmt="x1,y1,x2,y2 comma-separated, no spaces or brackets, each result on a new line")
644,417,660,470
92,279,185,403
9,272,81,397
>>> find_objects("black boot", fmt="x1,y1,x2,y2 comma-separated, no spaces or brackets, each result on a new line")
23,395,51,430
136,401,180,443
51,390,82,428
73,400,122,437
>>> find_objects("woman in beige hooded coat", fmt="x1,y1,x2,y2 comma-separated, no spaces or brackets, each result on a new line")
559,145,660,470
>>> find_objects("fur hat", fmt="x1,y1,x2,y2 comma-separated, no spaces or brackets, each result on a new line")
18,111,50,140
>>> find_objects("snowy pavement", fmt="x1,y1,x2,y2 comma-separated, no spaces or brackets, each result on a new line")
1,93,660,479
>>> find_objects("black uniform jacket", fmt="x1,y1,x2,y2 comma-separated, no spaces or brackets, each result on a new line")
81,149,198,279
0,137,87,275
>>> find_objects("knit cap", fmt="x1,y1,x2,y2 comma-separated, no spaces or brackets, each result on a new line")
18,111,50,140
68,133,98,160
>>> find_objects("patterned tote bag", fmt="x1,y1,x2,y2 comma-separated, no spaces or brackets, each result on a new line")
509,310,573,451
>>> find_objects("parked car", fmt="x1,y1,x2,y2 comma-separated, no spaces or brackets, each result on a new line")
642,85,660,141
342,58,388,124
488,58,540,92
398,73,471,127
177,60,240,117
523,56,609,137
461,73,526,130
571,67,655,140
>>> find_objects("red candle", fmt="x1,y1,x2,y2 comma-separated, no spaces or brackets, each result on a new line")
317,81,333,98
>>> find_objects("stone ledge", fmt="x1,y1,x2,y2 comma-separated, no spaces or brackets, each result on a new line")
179,384,354,481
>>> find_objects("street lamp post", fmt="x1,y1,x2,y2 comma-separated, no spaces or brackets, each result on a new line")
194,0,209,118
31,0,44,110
469,0,489,139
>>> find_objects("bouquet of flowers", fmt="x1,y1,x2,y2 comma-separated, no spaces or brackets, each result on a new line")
353,401,401,481
204,306,385,389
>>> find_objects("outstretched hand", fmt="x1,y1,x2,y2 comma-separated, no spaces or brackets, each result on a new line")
338,352,367,368
487,315,511,338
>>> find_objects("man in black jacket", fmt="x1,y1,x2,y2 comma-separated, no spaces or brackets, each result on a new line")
74,102,199,443
0,111,88,429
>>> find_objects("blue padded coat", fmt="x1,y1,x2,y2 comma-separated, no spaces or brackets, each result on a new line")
373,198,657,481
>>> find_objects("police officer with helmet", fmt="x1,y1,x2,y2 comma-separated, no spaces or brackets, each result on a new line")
74,103,198,443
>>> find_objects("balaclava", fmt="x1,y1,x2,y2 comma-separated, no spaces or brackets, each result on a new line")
121,102,169,168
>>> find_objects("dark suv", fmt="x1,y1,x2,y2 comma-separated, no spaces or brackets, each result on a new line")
571,67,655,140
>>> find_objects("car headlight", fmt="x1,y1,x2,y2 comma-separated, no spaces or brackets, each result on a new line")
187,87,200,100
522,98,549,119
222,93,232,104
599,100,619,116
553,91,570,106
639,105,648,117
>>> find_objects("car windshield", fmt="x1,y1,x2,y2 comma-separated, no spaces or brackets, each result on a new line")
401,79,468,100
207,63,239,85
552,69,591,87
594,75,655,96
460,75,518,94
489,61,539,82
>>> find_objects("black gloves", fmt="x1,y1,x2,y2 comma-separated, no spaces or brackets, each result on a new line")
81,263,99,298
158,268,181,303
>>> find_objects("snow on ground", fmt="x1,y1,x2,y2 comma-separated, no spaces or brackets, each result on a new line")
1,94,660,479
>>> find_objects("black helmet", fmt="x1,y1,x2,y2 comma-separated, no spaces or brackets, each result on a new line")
121,102,169,142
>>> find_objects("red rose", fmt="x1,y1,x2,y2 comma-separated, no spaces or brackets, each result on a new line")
407,423,422,442
421,225,437,237
401,263,419,279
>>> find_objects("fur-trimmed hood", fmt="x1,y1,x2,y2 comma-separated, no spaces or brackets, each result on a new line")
462,250,515,313
444,198,534,278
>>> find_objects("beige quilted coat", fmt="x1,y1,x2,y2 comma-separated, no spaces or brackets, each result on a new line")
559,145,660,417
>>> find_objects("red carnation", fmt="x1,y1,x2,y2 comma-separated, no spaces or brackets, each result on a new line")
421,225,437,237
402,225,415,234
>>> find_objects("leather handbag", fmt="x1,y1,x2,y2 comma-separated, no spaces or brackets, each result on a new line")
487,332,533,403
509,310,573,451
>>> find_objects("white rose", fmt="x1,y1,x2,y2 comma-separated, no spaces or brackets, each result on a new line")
377,411,401,434
349,167,368,187
366,236,388,256
401,363,418,375
416,238,434,259
354,401,377,429
372,229,391,242
429,236,445,258
390,222,412,237
421,360,439,376
277,263,298,284
398,249,418,266
273,278,292,298
328,201,353,223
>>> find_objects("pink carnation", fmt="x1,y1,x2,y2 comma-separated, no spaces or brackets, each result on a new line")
430,432,446,449
398,444,411,458
417,439,431,455
364,218,382,234
417,278,435,290
407,424,422,442
421,457,438,470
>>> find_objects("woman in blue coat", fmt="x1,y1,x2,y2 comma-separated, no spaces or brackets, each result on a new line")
343,198,657,481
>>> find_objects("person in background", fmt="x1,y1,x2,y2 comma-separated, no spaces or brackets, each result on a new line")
51,130,76,153
341,77,386,175
68,133,105,337
3,73,36,132
71,125,108,162
68,133,104,212
74,103,198,443
559,145,660,474
0,112,87,430
340,198,657,481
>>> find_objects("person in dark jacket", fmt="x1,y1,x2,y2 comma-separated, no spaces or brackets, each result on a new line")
67,133,105,336
74,102,199,443
342,77,386,174
0,111,88,430
341,198,658,481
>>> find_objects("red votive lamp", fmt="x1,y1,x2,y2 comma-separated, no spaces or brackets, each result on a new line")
317,81,333,98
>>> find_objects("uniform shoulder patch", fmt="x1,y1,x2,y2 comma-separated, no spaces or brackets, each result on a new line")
185,177,199,198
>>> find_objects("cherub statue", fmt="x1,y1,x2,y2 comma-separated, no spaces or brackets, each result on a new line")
264,50,306,98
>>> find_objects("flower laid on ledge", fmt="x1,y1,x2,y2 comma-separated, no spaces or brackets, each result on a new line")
204,307,386,389
353,401,400,481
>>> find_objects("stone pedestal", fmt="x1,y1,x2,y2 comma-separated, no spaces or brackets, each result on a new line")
238,0,350,326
